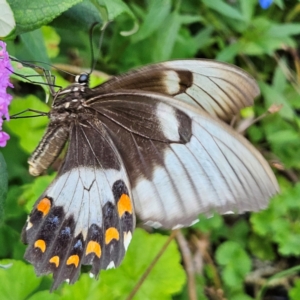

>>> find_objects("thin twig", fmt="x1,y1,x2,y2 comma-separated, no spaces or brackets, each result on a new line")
191,234,222,290
176,230,197,300
236,104,283,133
126,230,178,300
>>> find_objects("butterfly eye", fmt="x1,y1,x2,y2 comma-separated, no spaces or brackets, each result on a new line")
75,73,89,85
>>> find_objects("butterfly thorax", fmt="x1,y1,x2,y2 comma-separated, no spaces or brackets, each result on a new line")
28,83,94,177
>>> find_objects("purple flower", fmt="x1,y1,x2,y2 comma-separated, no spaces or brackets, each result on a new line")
0,41,13,147
259,0,272,9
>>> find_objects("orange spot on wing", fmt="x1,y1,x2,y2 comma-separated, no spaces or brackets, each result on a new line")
105,227,119,244
66,255,80,268
117,194,132,217
86,241,101,258
37,198,51,216
34,239,46,252
49,256,60,267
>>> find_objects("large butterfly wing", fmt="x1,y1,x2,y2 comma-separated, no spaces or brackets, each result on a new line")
85,91,278,229
94,60,259,122
22,119,135,290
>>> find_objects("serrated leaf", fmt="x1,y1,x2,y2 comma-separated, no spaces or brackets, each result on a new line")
0,153,8,223
7,0,82,35
60,229,186,299
0,0,16,38
0,259,42,300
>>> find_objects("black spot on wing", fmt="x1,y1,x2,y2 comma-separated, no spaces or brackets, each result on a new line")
82,224,104,276
112,179,129,199
102,202,124,269
176,109,192,143
174,70,193,94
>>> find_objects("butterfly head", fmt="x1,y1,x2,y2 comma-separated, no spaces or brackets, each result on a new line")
75,73,90,86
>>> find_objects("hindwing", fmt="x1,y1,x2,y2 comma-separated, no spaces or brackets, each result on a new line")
22,120,135,290
86,91,278,229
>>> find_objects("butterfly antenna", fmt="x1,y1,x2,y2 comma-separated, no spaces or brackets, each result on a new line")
4,109,48,120
10,56,61,95
89,21,111,75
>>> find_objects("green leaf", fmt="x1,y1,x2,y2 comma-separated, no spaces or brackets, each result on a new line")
0,153,8,223
202,0,244,21
289,279,300,300
18,29,50,64
0,0,16,38
28,291,60,300
216,42,241,62
23,173,56,213
10,58,50,102
132,0,171,42
153,11,181,61
51,1,102,31
97,0,135,22
267,23,300,38
216,241,251,288
251,184,300,256
193,214,223,233
5,95,49,154
272,58,288,93
259,81,294,120
0,259,42,300
7,0,82,35
240,0,256,22
231,294,254,300
248,234,275,260
41,26,60,58
60,229,186,299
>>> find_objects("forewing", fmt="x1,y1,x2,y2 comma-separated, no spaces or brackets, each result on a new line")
87,91,278,229
95,59,259,122
22,120,135,290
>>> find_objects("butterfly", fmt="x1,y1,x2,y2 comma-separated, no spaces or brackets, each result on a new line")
21,59,279,290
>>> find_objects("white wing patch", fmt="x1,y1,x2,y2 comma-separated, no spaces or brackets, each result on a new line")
163,70,181,94
132,103,278,228
156,102,180,140
46,167,131,237
162,60,260,120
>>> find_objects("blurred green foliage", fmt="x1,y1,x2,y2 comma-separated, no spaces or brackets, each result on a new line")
1,0,300,299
